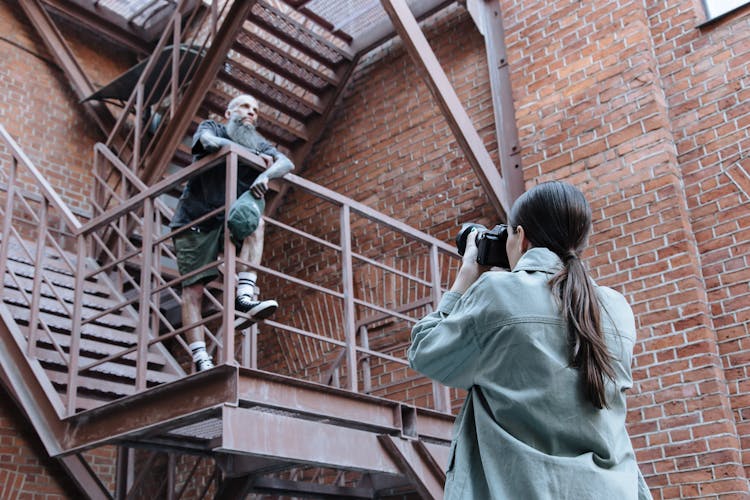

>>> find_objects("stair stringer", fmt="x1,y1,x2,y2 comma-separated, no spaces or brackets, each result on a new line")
0,303,111,499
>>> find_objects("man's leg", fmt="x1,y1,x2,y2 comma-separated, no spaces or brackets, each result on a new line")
182,282,214,371
235,218,277,326
174,226,221,372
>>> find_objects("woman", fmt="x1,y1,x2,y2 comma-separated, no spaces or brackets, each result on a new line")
409,181,651,499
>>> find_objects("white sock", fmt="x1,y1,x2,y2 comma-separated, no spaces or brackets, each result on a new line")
237,272,256,298
189,341,209,362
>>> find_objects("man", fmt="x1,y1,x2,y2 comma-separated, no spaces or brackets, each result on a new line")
170,94,294,371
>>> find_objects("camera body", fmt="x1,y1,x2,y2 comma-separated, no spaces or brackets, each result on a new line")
455,223,510,269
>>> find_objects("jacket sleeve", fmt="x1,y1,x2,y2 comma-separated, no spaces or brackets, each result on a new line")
637,467,653,500
408,282,485,390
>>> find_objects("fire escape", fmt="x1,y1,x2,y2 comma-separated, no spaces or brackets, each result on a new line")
0,0,522,498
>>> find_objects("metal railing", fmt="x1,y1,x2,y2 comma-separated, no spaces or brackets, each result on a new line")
1,126,460,416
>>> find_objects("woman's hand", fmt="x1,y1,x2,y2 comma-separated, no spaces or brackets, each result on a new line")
451,229,490,293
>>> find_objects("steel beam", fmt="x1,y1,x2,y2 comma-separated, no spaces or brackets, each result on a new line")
218,405,402,474
467,0,525,205
0,304,66,456
60,365,238,454
378,435,445,500
247,476,375,498
236,367,455,442
18,0,116,135
381,0,509,218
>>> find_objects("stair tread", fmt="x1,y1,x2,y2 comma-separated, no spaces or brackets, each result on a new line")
7,304,140,346
252,1,353,66
3,288,136,330
4,271,130,314
27,326,169,367
218,64,321,122
46,370,144,400
36,345,179,385
5,252,112,297
233,30,337,92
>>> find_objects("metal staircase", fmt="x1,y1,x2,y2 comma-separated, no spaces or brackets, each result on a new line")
0,1,491,497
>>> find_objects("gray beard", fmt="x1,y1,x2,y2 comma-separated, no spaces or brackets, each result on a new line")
225,115,265,151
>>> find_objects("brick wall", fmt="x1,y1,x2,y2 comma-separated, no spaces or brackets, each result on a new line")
0,385,76,498
0,0,133,216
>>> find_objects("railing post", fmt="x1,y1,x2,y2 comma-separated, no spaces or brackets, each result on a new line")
429,244,451,413
133,82,143,172
0,156,17,296
358,325,371,393
340,205,358,392
67,233,87,415
171,14,181,120
27,198,48,357
135,199,154,390
221,151,238,365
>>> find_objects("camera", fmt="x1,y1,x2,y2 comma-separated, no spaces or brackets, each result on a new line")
455,223,510,269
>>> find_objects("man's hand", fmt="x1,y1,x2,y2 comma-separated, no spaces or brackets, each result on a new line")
249,175,269,198
200,132,232,153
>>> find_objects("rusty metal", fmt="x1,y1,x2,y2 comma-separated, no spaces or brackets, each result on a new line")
219,405,402,473
252,2,353,66
378,435,445,500
341,205,358,391
1,132,458,496
221,152,238,365
468,0,525,205
381,0,509,218
26,199,46,358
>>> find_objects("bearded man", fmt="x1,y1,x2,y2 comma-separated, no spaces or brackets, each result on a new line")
170,94,294,372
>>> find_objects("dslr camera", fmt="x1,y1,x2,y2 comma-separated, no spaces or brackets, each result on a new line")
455,223,510,269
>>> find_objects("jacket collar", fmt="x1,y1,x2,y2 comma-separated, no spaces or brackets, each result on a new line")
512,247,564,274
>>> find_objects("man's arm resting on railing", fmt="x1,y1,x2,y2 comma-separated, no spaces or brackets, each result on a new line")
249,153,294,199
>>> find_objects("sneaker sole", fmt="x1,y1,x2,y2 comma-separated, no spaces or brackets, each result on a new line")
234,301,278,330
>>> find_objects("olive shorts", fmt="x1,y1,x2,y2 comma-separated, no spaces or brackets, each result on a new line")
173,225,223,288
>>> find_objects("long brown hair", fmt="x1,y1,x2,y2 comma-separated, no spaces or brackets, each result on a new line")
508,181,615,409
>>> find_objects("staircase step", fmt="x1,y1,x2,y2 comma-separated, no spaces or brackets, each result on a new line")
3,287,136,331
46,369,140,401
233,30,337,93
251,1,353,68
36,344,177,386
28,326,169,368
3,268,113,310
4,250,112,298
6,304,139,346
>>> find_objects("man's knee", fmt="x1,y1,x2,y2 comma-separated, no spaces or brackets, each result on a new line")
182,283,204,305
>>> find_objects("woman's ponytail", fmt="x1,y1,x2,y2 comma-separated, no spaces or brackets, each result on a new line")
509,182,615,409
550,255,614,409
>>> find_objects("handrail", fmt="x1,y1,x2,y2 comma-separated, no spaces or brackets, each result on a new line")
0,125,81,231
83,143,456,254
80,145,268,235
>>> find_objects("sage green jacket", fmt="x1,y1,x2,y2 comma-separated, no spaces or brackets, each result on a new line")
409,247,652,500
